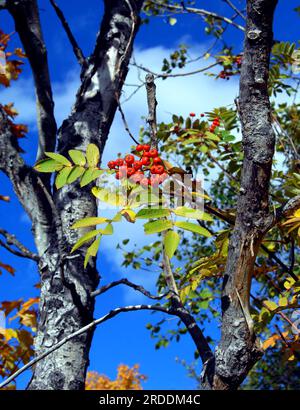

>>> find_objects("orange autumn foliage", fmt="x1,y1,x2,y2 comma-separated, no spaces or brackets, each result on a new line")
85,364,147,390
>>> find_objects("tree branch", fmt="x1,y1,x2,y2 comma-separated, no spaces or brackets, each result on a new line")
223,0,246,20
145,73,158,149
7,0,57,162
146,0,245,32
0,304,172,389
91,278,169,300
49,0,86,66
0,106,53,256
0,228,39,261
210,0,279,390
144,74,213,366
132,61,219,79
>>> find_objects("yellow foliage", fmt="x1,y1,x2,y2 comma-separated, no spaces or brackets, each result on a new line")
85,364,147,390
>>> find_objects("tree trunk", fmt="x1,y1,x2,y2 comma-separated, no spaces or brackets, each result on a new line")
15,0,144,390
202,0,278,390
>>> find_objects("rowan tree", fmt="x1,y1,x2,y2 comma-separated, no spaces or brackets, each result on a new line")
0,0,299,391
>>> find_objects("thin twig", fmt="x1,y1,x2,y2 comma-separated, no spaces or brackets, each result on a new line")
132,61,219,79
147,0,245,32
116,95,139,144
91,278,169,300
223,0,246,20
49,0,86,66
0,229,39,262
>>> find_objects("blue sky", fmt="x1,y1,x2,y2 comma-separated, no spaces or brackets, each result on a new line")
0,0,299,390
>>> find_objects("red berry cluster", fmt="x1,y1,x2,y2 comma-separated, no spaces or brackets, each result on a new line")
209,117,220,133
107,144,168,187
189,112,205,118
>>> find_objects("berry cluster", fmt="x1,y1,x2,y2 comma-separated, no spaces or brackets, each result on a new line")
189,112,205,118
107,144,168,188
219,56,242,80
209,117,220,133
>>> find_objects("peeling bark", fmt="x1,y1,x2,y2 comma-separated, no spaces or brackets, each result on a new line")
0,0,143,390
202,0,278,390
26,0,143,390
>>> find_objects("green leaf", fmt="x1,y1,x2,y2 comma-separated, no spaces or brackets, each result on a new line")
144,219,173,235
164,230,180,259
71,217,108,229
168,17,177,26
45,152,71,166
99,223,113,235
71,229,102,252
68,166,85,184
55,167,73,189
68,149,86,166
86,143,100,168
80,168,103,187
175,221,212,237
173,207,213,221
136,208,170,219
84,237,101,268
205,131,220,142
34,159,64,173
264,300,278,311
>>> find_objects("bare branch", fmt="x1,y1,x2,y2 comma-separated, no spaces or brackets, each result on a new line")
145,73,158,149
0,106,53,255
0,228,39,261
146,0,245,32
91,278,169,300
0,303,172,389
116,96,139,145
7,0,57,162
223,0,246,20
132,61,219,79
49,0,86,66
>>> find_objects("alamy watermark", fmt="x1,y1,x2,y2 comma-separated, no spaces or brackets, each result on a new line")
96,172,205,212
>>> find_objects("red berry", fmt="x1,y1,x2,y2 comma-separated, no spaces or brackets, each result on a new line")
115,158,124,167
127,168,135,177
141,157,150,166
153,157,162,165
115,171,120,180
133,160,142,170
150,165,158,174
200,113,205,117
125,154,135,165
156,165,165,175
190,112,196,117
143,144,150,152
107,160,116,169
148,149,158,158
136,144,144,151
